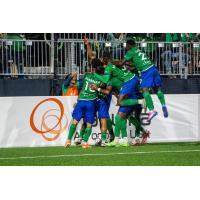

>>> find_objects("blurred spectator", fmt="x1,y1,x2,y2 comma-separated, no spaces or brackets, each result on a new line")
62,72,79,96
1,33,25,79
106,33,127,59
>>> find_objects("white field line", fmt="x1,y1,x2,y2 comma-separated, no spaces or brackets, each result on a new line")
0,149,200,160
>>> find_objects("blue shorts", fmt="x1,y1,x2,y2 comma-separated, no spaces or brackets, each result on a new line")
97,94,112,119
119,75,140,96
72,99,97,124
141,65,162,88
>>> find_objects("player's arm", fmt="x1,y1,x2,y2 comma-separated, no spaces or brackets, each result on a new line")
63,74,73,89
113,49,133,67
93,73,111,84
84,36,95,61
90,84,112,95
112,59,126,67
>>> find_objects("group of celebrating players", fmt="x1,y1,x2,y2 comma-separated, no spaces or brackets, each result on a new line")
64,37,169,149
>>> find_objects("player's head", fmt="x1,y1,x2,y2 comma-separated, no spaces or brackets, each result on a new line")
91,58,103,74
102,50,112,65
126,39,136,50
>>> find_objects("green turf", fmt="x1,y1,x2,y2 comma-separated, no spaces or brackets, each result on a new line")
0,142,200,166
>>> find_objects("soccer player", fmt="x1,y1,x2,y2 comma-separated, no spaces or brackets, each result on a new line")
62,73,87,145
64,58,104,149
91,76,150,146
117,39,168,121
84,37,114,146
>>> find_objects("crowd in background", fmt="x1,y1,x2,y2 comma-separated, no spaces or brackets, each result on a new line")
0,33,200,79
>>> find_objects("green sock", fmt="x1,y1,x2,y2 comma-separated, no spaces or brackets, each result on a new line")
156,90,166,106
120,99,139,106
143,91,154,111
67,124,77,140
83,127,92,143
107,118,114,137
120,117,127,138
128,116,142,131
135,127,140,137
128,116,144,137
114,115,121,137
79,129,84,139
101,132,107,141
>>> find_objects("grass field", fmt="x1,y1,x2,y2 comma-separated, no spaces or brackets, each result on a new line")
0,142,200,166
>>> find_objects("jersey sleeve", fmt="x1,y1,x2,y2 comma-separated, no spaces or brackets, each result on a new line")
94,73,110,84
124,50,133,61
76,79,83,89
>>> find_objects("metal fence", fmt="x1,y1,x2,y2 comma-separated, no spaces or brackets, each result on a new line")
0,39,200,79
0,39,53,79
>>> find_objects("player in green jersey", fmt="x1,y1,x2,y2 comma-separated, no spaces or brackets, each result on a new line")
64,58,103,149
91,76,150,146
84,37,114,146
117,39,168,122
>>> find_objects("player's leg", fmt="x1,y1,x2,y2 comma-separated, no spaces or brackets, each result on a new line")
141,67,158,121
64,119,79,148
130,105,151,145
97,95,112,146
128,115,141,145
100,118,108,147
64,100,83,148
119,112,129,147
107,114,121,147
152,67,168,118
82,123,92,148
74,122,86,145
81,99,97,148
107,117,114,142
108,107,132,147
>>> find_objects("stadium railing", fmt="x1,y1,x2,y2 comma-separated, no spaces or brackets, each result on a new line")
0,39,200,79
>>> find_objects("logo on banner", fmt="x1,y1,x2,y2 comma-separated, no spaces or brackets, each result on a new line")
30,98,68,141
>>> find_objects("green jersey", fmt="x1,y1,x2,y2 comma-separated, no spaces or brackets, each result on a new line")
107,77,123,93
125,47,153,72
79,73,102,100
94,63,134,84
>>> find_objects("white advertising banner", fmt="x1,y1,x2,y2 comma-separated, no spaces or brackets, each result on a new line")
0,95,199,148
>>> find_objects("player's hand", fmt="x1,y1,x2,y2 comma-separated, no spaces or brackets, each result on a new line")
90,84,98,91
83,36,89,45
71,72,78,77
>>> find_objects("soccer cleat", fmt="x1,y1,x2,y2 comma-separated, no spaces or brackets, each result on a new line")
120,141,129,147
64,140,71,148
162,105,169,118
132,137,141,146
81,143,92,149
147,111,158,122
106,141,120,147
109,134,115,142
141,130,151,144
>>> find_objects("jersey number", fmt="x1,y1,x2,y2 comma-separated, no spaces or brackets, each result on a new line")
85,82,95,93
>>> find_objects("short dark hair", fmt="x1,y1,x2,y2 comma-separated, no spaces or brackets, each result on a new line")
91,58,103,69
126,39,136,46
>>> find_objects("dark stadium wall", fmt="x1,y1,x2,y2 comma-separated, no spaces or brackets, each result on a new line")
0,78,200,96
